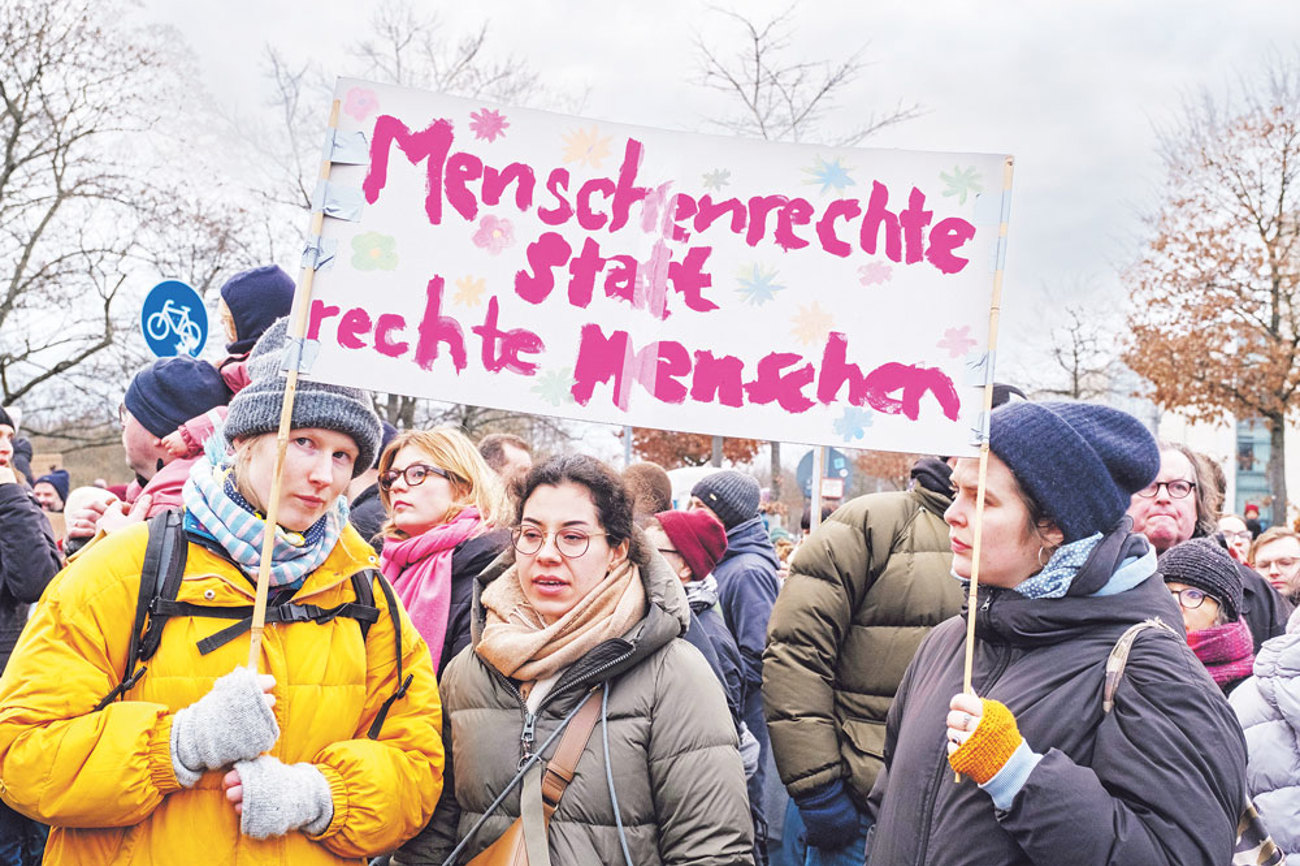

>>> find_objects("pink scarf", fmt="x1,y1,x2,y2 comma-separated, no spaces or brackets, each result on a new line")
380,507,484,673
1187,619,1256,692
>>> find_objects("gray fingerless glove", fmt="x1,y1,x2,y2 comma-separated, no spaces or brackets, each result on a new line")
170,667,279,788
234,755,334,839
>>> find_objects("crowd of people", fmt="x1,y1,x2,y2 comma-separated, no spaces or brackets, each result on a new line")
0,267,1296,865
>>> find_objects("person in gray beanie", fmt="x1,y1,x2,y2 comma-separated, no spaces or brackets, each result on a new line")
0,321,445,861
690,467,780,843
865,401,1248,866
225,317,381,475
1162,538,1254,694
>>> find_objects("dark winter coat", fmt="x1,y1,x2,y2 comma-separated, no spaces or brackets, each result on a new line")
393,539,753,865
867,530,1247,866
764,485,964,809
348,482,386,554
689,594,746,729
0,482,62,671
714,515,781,816
440,528,510,675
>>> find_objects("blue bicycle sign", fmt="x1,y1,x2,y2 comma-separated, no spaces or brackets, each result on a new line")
141,280,208,358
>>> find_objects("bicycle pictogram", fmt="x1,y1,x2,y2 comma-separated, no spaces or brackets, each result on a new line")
140,280,207,359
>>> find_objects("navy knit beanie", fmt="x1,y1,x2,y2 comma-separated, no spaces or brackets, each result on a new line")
224,318,381,477
35,469,70,502
220,265,297,355
989,401,1160,542
0,405,12,430
1160,538,1243,621
691,470,761,531
124,356,231,439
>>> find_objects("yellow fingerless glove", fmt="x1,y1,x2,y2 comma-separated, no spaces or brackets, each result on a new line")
948,698,1023,784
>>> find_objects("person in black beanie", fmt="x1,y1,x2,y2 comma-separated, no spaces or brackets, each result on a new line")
864,401,1246,866
1162,538,1255,695
32,469,70,513
690,468,780,848
218,264,297,357
66,356,230,543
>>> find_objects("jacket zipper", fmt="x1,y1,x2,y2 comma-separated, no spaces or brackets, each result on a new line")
488,644,636,768
913,590,1011,866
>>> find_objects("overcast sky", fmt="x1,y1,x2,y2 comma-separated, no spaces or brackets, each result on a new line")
147,0,1298,387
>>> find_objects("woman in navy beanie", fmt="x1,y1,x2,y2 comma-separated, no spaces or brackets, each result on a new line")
866,401,1248,865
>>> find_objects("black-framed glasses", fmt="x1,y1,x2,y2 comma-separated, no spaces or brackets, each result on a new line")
1169,587,1209,610
511,526,607,558
1136,480,1196,500
379,463,455,491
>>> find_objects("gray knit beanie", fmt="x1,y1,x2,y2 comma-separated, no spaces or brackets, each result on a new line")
1159,537,1243,622
224,318,381,476
691,470,761,530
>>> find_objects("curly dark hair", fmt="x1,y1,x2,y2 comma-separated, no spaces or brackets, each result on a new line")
518,454,639,558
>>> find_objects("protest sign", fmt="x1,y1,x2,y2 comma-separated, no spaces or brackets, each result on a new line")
301,78,1013,456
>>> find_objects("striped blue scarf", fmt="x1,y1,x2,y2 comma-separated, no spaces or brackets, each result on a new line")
182,434,347,591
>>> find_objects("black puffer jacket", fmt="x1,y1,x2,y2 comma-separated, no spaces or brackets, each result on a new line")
440,528,511,674
867,530,1247,866
0,482,63,671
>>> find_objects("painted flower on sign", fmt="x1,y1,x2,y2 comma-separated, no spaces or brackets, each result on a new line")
702,168,731,191
735,263,784,306
351,232,398,271
940,165,983,205
453,276,487,306
803,155,855,194
531,368,575,406
561,126,613,168
834,407,874,441
937,325,978,358
791,302,834,346
469,108,509,142
344,87,379,121
858,262,893,286
472,215,515,255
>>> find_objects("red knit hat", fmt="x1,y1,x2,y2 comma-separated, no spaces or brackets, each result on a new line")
655,509,728,581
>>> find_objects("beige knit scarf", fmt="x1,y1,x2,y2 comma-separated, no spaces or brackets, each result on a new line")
476,557,646,684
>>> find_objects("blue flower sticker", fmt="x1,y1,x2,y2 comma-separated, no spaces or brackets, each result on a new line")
834,407,874,441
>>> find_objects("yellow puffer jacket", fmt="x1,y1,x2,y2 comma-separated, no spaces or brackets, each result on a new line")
0,520,444,864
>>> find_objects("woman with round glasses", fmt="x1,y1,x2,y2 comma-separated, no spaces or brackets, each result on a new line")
377,428,508,675
393,454,753,865
1161,538,1256,695
865,402,1246,866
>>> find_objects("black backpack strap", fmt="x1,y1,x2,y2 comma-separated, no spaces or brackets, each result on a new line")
367,570,413,740
94,510,187,711
351,570,376,642
187,599,382,655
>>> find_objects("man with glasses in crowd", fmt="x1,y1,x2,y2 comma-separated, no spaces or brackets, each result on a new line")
1250,527,1300,605
1127,442,1290,651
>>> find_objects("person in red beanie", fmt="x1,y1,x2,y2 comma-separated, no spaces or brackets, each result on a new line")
646,509,759,780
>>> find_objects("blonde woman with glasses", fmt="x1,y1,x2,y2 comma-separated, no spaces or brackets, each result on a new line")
378,428,509,675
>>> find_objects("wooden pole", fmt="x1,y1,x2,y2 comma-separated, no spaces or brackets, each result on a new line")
247,98,343,670
957,155,1014,779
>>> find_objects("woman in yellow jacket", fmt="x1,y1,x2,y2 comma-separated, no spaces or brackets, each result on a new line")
0,320,444,864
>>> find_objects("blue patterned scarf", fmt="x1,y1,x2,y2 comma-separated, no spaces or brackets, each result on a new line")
182,434,347,591
1011,533,1104,599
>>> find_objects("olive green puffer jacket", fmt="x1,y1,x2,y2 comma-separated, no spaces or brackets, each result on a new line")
394,539,754,865
763,486,963,809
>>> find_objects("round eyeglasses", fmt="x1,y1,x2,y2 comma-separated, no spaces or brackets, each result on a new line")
1169,587,1209,610
511,526,607,558
1135,480,1196,500
379,463,455,491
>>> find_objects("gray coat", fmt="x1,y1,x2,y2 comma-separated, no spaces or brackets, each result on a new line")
394,540,754,865
1230,624,1300,863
